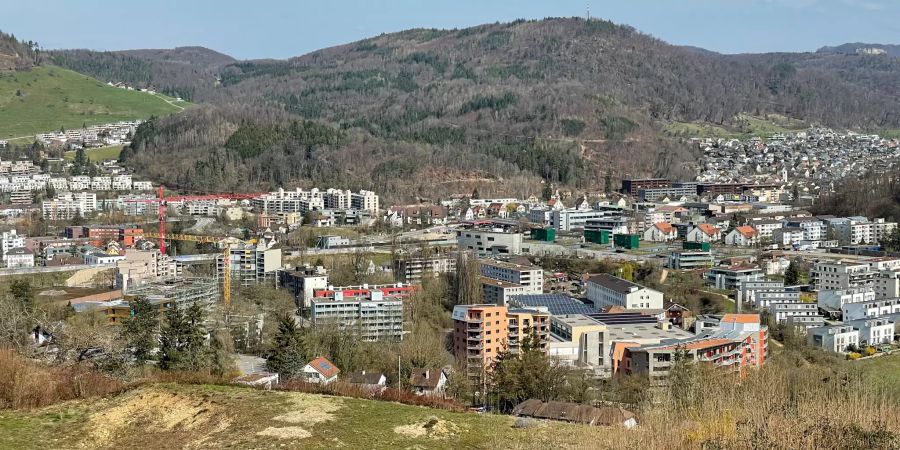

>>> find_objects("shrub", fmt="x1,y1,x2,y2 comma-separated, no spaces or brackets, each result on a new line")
847,352,861,360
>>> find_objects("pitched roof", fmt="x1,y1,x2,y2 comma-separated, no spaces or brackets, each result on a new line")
306,356,340,378
734,226,759,238
695,223,720,236
409,367,444,390
347,371,385,385
653,222,674,234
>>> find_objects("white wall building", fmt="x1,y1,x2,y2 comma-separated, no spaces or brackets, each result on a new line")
586,273,663,310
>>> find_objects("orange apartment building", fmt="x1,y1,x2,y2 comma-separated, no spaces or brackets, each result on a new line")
452,305,552,379
452,304,508,379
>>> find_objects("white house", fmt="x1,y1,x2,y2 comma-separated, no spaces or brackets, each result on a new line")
1,229,26,256
808,325,859,353
842,298,900,321
686,224,722,243
586,273,664,310
347,370,387,393
845,318,894,346
642,222,677,242
3,247,34,268
302,356,340,384
409,367,448,397
724,226,759,246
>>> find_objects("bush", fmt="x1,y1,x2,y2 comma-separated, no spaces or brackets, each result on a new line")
0,349,125,409
847,352,861,360
865,346,877,357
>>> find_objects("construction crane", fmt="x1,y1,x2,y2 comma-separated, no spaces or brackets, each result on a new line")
126,186,263,255
126,186,264,307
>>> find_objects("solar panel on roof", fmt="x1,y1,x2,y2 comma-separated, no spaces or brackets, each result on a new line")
510,294,595,315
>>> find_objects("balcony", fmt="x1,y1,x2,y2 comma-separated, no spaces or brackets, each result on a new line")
467,343,484,350
467,334,483,341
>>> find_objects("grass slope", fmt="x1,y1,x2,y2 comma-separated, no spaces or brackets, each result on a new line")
62,145,123,162
0,384,600,450
0,66,188,140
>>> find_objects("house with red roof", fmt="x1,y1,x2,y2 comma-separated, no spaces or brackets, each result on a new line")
686,223,722,243
302,356,340,384
725,226,760,246
642,222,678,242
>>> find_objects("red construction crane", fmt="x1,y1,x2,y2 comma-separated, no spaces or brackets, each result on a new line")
126,186,264,254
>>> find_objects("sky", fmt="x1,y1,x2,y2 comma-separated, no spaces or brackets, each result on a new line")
3,0,900,60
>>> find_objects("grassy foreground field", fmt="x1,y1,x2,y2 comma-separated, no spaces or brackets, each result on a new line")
0,66,187,140
0,384,602,450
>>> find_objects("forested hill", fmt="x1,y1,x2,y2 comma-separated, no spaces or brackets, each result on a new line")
818,42,900,57
101,18,900,202
47,46,233,101
0,30,41,70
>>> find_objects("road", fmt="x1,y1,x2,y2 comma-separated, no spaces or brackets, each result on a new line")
151,92,186,111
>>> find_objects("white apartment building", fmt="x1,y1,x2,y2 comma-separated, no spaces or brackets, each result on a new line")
584,216,629,235
875,270,900,299
42,192,97,220
90,177,112,191
845,318,894,346
842,298,900,321
770,302,821,325
324,189,352,210
1,230,26,256
738,280,799,309
817,288,876,310
749,219,783,239
550,209,611,232
783,218,826,241
586,273,663,310
812,261,876,291
831,217,898,245
69,176,91,190
2,247,34,268
133,181,153,190
481,277,529,306
479,259,543,294
111,175,133,190
217,242,283,287
351,190,379,213
808,325,859,353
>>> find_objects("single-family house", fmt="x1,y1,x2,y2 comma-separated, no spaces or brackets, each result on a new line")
347,370,388,393
725,226,759,246
409,367,447,397
302,356,340,384
643,222,678,242
686,224,722,243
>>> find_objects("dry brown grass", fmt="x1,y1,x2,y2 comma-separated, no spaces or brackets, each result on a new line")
0,348,125,409
277,379,465,411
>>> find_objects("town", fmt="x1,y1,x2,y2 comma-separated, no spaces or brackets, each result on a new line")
3,5,900,448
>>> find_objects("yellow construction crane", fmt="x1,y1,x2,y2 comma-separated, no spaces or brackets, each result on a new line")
142,232,239,307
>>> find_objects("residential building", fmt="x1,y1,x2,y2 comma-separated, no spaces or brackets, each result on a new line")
811,261,875,291
831,217,898,245
845,318,894,346
278,265,329,308
738,281,799,309
808,325,859,353
686,224,722,243
347,371,387,392
302,357,340,384
2,247,34,268
842,298,900,321
351,190,380,213
1,230,25,256
770,302,821,325
456,227,523,257
550,209,611,232
586,273,664,310
817,288,876,310
409,368,448,397
452,304,508,379
480,259,543,294
312,283,417,302
703,266,764,291
584,216,629,235
624,314,767,384
393,256,456,284
216,242,282,288
667,250,713,270
875,269,900,299
115,249,177,290
783,217,826,241
507,309,550,354
42,192,97,220
481,277,529,306
724,226,759,246
621,178,671,196
547,315,609,375
310,295,404,341
643,222,678,242
749,219,783,239
771,227,805,246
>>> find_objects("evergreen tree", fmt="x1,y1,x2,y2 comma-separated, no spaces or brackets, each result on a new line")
784,258,801,285
158,303,209,371
266,315,309,378
541,182,553,201
72,147,87,175
471,187,480,200
604,171,613,193
121,297,159,365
